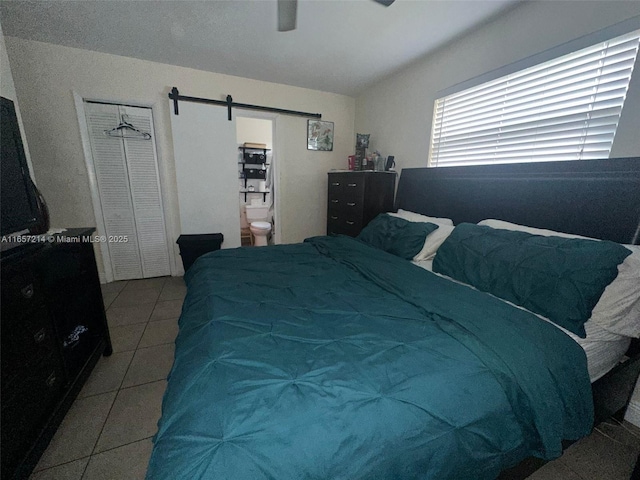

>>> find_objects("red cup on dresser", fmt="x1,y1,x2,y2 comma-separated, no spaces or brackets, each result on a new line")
348,155,356,170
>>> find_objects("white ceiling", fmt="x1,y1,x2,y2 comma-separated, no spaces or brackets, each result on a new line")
0,0,520,96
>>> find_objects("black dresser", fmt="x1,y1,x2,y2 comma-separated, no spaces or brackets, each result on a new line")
1,228,112,479
327,171,396,237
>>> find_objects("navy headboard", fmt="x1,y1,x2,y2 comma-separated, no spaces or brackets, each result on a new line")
395,157,640,245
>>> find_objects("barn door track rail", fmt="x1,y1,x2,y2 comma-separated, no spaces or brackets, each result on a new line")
169,87,322,121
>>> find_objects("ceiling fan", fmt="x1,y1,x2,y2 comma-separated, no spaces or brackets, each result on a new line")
277,0,395,32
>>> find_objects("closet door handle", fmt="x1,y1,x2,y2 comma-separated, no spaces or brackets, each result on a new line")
346,202,356,207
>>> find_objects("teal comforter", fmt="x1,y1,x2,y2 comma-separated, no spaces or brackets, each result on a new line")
147,235,593,480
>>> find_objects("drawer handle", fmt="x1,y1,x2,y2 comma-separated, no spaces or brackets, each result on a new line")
45,372,57,388
346,221,355,225
347,202,356,206
347,183,357,187
330,215,338,220
34,328,47,344
331,199,339,203
331,182,340,186
21,284,34,299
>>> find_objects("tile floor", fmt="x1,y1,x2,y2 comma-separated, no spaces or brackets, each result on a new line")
29,275,639,479
527,420,640,479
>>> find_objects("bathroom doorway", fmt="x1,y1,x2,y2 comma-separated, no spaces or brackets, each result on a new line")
236,115,278,246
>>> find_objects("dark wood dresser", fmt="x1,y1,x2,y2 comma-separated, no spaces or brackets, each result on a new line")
327,171,396,237
1,228,112,479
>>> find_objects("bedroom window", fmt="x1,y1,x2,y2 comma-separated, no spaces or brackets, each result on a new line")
429,29,640,167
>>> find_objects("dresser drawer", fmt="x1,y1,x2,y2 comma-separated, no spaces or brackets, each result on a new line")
328,174,365,200
1,260,43,314
329,198,363,214
327,215,364,237
2,352,64,406
1,353,65,470
328,189,364,209
1,306,59,391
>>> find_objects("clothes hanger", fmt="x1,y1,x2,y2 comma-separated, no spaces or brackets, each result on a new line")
104,114,152,140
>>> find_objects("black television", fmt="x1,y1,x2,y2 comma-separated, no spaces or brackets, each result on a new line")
1,96,46,237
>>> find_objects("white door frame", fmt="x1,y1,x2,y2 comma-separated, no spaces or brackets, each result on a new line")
73,92,177,282
235,111,281,244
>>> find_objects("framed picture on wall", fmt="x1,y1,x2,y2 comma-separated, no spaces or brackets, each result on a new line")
307,120,334,151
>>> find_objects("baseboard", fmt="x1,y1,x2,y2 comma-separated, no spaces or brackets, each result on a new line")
625,400,640,428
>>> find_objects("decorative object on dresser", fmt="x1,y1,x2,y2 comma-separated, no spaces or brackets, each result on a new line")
327,170,396,237
1,228,112,480
354,133,370,170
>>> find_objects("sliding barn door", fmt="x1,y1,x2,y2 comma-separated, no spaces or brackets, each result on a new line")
170,100,241,247
84,102,170,280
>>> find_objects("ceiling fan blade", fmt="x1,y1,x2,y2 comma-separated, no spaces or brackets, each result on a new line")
372,0,395,6
278,0,297,32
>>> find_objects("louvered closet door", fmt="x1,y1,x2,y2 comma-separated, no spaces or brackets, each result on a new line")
119,106,170,278
85,102,143,280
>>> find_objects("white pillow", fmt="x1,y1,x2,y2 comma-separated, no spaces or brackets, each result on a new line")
414,224,455,261
477,219,590,239
389,209,454,226
478,219,640,338
388,210,455,261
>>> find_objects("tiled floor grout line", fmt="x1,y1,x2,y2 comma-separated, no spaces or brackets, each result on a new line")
90,434,156,457
78,370,173,401
135,340,176,352
32,455,91,477
116,377,168,393
101,282,125,311
78,454,91,480
79,432,157,480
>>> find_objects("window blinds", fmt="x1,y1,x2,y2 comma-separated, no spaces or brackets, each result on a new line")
429,29,640,167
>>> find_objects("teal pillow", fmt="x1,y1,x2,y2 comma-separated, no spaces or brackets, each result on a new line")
357,214,439,260
432,223,631,337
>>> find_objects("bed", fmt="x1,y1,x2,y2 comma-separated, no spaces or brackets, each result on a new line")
147,157,640,480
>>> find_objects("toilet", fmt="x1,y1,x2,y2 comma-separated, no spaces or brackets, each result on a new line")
249,221,272,246
245,200,272,247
